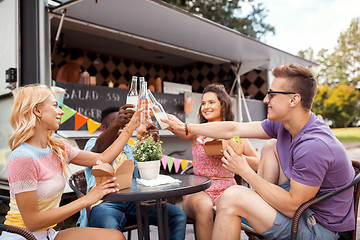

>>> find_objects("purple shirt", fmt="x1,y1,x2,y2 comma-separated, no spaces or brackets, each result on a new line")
261,113,354,232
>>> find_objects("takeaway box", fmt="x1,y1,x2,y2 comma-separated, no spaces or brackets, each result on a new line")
91,159,134,190
203,137,244,156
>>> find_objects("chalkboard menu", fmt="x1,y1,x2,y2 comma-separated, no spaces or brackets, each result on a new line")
56,82,185,130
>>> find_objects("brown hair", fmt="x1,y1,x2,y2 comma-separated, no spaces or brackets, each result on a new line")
272,63,317,110
199,84,234,123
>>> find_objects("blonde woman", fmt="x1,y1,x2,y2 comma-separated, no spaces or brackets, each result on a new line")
1,85,141,240
167,84,259,240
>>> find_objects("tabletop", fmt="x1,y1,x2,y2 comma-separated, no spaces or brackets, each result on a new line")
102,174,211,202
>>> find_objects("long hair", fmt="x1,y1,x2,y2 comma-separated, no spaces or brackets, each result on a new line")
199,84,234,123
9,85,68,176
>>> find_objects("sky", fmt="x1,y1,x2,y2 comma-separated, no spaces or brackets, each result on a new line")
248,0,360,56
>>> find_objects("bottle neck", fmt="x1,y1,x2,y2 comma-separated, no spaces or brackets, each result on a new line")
130,80,137,93
140,82,148,99
148,91,157,104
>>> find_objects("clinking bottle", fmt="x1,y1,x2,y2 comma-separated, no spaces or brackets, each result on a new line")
147,89,169,129
126,76,138,110
138,80,150,124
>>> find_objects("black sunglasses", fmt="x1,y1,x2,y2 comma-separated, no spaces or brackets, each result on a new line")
266,90,296,100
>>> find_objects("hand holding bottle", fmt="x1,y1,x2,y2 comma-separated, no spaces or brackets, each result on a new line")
147,89,169,129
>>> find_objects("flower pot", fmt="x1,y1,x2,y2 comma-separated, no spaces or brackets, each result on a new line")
137,160,161,180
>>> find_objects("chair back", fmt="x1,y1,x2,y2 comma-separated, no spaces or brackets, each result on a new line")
69,170,91,220
69,170,87,197
349,160,360,240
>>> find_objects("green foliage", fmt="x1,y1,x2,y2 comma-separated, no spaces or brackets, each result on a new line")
132,136,164,162
163,0,275,40
309,18,360,86
312,84,360,127
303,18,360,128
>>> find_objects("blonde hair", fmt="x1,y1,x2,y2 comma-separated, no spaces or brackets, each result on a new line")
9,85,68,176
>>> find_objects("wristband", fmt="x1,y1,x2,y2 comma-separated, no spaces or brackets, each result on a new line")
185,123,189,135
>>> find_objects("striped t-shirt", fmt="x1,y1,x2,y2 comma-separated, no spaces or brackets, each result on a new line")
5,141,80,230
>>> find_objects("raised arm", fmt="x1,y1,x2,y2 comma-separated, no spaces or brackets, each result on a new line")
71,107,140,166
165,114,195,140
162,116,270,140
92,104,134,153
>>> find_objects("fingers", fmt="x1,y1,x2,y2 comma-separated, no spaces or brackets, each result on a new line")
98,177,120,191
120,104,136,111
226,145,237,155
221,156,230,171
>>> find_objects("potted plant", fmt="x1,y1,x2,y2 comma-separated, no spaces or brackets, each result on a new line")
132,135,164,180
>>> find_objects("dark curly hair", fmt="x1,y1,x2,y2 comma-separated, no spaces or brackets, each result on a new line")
198,84,234,123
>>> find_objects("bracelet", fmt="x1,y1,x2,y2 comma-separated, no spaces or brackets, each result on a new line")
185,123,189,135
187,123,190,135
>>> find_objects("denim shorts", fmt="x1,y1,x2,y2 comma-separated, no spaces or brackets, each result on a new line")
0,228,58,240
261,209,339,240
260,180,338,239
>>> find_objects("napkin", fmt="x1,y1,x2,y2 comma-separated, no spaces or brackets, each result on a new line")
136,174,181,187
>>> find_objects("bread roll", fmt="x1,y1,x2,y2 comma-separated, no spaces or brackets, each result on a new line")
222,137,244,155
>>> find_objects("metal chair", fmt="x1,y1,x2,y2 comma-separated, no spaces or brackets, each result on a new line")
68,170,138,240
290,160,360,240
0,224,36,240
243,160,360,240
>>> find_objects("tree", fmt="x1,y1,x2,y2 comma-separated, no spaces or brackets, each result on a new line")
163,0,275,40
313,84,360,128
309,18,360,86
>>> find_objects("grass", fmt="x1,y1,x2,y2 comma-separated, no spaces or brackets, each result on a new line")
331,127,360,142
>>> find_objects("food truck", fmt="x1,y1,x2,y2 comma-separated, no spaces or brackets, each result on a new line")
0,0,316,194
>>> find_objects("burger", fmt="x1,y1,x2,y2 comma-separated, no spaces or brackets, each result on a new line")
222,136,244,155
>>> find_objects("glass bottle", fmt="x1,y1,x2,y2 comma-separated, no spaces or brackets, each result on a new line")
147,89,169,129
126,76,138,110
138,77,145,93
138,80,150,124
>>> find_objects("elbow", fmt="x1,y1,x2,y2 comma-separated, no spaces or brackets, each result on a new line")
24,222,41,232
285,210,296,219
282,205,301,219
23,217,49,232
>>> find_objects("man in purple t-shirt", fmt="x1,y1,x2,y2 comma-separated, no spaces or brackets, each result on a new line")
163,63,354,239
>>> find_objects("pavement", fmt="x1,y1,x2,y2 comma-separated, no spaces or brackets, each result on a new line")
342,142,360,161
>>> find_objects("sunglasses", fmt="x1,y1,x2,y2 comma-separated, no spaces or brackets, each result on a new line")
266,90,296,100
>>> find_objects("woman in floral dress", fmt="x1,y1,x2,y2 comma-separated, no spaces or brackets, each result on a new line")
168,84,259,240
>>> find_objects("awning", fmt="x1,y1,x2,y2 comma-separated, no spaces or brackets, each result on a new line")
49,0,317,69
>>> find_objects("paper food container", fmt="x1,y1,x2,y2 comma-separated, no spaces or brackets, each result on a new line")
91,160,135,190
203,138,223,156
203,138,245,156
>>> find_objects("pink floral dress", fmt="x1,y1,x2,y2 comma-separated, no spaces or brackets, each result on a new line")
184,136,237,203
